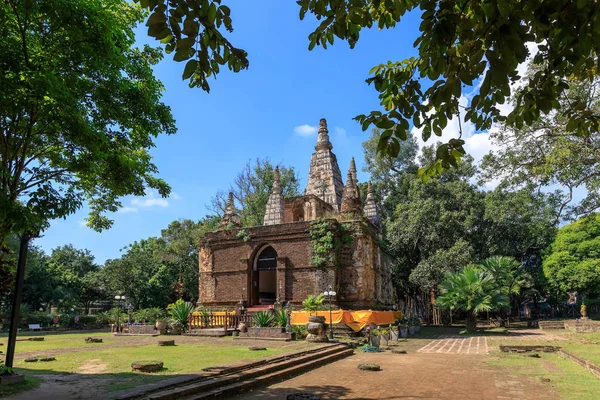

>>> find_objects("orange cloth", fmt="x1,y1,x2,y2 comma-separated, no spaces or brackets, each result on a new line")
290,310,402,332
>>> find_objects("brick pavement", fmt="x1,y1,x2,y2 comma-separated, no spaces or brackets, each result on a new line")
233,352,556,399
417,335,490,354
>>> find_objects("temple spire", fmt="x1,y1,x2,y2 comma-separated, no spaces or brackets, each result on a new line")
340,164,362,215
363,181,379,226
349,157,357,184
305,118,343,211
315,118,333,151
218,192,241,229
264,166,285,225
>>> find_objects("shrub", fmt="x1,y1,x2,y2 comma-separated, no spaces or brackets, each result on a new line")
292,325,308,339
302,294,325,314
167,299,196,332
134,308,167,324
76,315,99,326
24,312,53,327
273,308,287,328
0,360,14,376
253,310,275,327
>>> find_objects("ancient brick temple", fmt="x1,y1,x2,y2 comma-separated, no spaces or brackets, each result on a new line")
198,119,395,309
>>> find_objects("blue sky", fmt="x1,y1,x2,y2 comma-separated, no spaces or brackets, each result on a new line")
34,2,424,263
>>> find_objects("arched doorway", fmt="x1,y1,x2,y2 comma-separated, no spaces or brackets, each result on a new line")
251,246,277,306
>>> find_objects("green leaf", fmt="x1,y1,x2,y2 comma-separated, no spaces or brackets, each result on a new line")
146,12,167,27
183,59,198,79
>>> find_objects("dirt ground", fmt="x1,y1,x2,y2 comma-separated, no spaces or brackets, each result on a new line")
234,351,557,400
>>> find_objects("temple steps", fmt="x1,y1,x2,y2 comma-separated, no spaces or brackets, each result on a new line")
135,343,352,400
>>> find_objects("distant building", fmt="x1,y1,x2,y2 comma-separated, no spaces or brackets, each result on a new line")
198,119,394,309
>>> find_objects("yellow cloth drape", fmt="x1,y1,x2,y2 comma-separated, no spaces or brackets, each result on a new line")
290,310,402,332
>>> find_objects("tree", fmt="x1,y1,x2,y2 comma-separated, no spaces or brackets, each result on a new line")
103,238,174,309
47,245,106,313
362,129,418,223
481,78,600,222
297,1,600,172
139,1,600,170
542,213,600,299
155,218,219,300
385,147,486,295
436,266,509,332
209,159,301,227
0,0,176,251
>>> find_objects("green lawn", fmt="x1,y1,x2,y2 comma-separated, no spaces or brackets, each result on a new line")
487,329,600,368
0,331,115,354
0,331,315,397
488,352,600,400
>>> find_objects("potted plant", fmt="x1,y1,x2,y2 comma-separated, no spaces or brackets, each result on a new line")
399,318,408,338
0,360,24,385
414,317,421,333
380,327,390,346
370,328,380,348
390,325,399,341
166,299,196,334
408,317,416,335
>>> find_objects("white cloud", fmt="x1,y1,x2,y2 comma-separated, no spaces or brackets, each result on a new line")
117,206,138,214
131,190,169,208
334,127,347,137
78,220,87,227
293,124,318,136
171,191,182,200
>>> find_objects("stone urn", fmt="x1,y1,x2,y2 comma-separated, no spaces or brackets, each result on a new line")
306,316,328,343
155,320,167,334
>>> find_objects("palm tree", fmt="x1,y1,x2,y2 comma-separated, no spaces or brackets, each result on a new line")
478,256,533,316
436,266,509,332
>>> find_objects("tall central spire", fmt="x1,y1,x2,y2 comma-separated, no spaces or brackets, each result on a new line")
305,118,343,211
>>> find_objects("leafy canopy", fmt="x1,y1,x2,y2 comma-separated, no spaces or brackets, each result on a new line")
140,1,600,173
481,77,600,221
298,0,600,174
0,0,176,246
542,213,600,298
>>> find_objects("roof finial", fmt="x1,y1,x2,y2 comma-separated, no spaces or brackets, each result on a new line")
219,191,241,229
315,118,333,151
272,166,282,194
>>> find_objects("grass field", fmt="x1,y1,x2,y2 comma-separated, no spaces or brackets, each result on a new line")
0,331,316,398
488,351,600,400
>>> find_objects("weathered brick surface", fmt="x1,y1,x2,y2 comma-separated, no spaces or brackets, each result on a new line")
198,219,395,309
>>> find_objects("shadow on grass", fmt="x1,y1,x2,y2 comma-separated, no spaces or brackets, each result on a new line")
2,366,184,399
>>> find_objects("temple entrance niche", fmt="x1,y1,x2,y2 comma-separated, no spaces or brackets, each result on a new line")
252,245,277,306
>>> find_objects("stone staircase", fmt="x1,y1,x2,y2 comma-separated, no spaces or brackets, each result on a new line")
110,343,353,400
538,320,566,330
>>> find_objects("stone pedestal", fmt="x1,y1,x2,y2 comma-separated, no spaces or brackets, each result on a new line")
306,316,329,343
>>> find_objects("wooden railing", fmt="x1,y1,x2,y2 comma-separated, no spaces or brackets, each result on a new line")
188,312,254,330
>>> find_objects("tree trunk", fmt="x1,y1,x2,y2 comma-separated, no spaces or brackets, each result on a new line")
465,312,477,332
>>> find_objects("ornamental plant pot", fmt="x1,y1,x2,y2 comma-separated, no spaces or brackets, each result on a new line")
390,330,399,341
408,326,415,335
370,336,380,348
380,335,388,346
0,374,25,386
400,327,408,338
415,325,421,333
155,320,167,334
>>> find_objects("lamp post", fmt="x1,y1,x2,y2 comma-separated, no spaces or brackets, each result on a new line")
114,295,125,333
323,285,336,340
127,304,133,325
